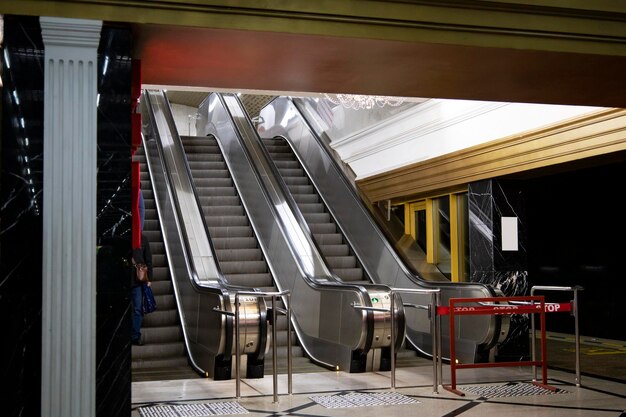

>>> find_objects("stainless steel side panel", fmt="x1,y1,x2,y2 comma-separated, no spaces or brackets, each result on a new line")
197,93,379,370
258,97,499,357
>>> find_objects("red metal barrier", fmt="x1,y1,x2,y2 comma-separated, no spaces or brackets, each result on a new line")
438,296,562,396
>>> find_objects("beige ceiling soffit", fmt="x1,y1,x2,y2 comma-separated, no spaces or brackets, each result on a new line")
4,1,626,56
357,108,626,202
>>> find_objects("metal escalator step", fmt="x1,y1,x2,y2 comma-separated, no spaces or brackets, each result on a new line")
207,226,252,238
178,145,219,154
187,161,227,170
205,215,249,227
264,144,290,153
144,208,158,221
194,186,237,197
282,176,309,186
211,236,257,249
296,203,324,213
142,189,154,200
319,244,350,257
203,205,244,216
219,260,267,274
313,233,343,245
193,177,233,187
149,280,173,296
143,198,156,210
222,272,273,288
190,169,230,179
286,184,314,194
131,342,186,360
141,325,183,344
143,231,163,245
216,248,263,262
151,254,167,266
276,168,304,177
142,219,160,231
198,195,240,206
292,193,319,204
142,309,179,327
331,268,364,281
326,256,357,268
268,152,295,161
150,241,165,254
185,153,223,162
303,212,331,223
131,357,188,370
273,160,300,169
153,294,176,310
151,267,170,281
308,223,336,234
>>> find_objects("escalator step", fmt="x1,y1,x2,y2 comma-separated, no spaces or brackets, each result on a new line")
326,256,357,268
319,244,350,257
219,260,267,274
205,215,249,227
215,248,264,262
211,236,257,249
223,273,273,288
142,325,183,344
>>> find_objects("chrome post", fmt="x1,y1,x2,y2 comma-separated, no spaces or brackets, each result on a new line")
574,287,581,387
530,296,537,381
531,285,583,386
287,293,293,395
431,291,438,394
235,293,241,399
272,296,278,403
390,290,396,389
436,291,442,388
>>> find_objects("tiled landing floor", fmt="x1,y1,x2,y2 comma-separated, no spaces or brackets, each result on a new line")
132,365,626,416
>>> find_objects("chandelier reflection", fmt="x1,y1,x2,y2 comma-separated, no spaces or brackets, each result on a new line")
323,93,406,110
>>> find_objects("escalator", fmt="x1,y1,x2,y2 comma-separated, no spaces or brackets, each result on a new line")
131,148,195,381
257,97,508,363
135,90,269,381
262,136,424,367
263,137,366,284
180,135,316,373
196,92,404,374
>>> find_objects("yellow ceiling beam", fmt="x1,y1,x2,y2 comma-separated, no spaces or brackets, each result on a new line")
357,108,626,203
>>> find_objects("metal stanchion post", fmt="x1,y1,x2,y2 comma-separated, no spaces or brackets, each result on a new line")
272,296,278,403
287,293,293,395
235,293,241,399
574,287,581,386
390,291,396,390
436,292,442,388
431,292,438,394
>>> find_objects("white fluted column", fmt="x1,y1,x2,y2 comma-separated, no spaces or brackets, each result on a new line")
40,17,102,417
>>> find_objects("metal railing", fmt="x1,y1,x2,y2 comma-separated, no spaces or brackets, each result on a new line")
530,285,583,386
391,288,440,393
235,290,292,403
351,287,440,393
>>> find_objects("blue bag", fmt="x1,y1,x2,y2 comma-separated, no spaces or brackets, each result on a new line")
142,284,157,314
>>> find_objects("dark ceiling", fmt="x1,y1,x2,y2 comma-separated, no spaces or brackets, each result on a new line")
134,23,626,109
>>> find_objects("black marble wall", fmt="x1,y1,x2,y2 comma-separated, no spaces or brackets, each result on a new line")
0,16,44,417
525,160,626,341
0,16,133,416
95,24,133,417
468,179,529,361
